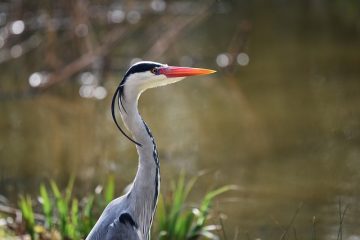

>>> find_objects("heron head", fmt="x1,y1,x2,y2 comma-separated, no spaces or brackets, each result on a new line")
119,61,216,94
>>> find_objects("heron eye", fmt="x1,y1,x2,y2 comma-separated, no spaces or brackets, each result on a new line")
151,68,158,75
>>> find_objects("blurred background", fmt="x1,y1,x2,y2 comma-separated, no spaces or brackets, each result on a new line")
0,0,360,239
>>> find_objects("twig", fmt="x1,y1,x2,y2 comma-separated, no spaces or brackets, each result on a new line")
338,199,342,240
337,199,349,240
40,25,132,90
279,203,303,240
293,227,298,240
312,216,316,240
0,24,136,100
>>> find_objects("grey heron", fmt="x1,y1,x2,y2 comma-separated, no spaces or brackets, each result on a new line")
86,61,215,240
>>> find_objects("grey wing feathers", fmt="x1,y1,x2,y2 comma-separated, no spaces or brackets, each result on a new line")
105,213,141,240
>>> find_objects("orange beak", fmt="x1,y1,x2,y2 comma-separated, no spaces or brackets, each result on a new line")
158,66,216,78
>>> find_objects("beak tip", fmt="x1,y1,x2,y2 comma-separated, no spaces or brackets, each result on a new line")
197,68,216,75
203,69,216,75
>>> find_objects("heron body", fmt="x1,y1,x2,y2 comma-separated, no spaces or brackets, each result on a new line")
86,61,215,240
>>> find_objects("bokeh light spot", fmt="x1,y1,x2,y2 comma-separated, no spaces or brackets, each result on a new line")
151,0,166,12
127,11,141,24
10,20,25,35
237,52,249,66
10,45,22,58
216,53,230,68
79,85,94,98
108,9,125,23
29,72,48,87
80,72,96,85
94,86,107,100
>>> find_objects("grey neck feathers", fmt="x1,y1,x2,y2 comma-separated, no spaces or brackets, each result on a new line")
119,90,160,239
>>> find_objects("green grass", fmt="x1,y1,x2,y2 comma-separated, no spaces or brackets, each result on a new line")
12,176,115,239
18,194,35,238
155,172,235,240
0,174,232,240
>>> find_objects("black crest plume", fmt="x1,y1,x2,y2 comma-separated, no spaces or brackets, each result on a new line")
111,86,142,146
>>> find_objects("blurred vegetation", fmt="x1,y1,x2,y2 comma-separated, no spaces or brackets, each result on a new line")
0,174,232,240
0,0,216,99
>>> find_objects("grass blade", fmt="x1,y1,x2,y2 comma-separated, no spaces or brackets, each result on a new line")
39,183,52,228
104,175,115,205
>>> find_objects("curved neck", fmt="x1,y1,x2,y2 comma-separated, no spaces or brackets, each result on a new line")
119,89,160,239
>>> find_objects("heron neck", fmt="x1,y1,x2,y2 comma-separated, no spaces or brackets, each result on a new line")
120,92,160,238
